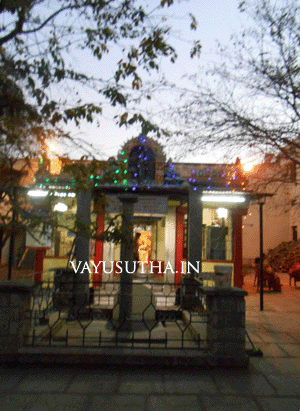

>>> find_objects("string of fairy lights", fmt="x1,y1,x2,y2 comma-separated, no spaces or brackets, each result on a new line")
33,135,247,194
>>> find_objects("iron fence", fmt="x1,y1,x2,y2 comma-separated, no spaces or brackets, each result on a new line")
26,273,208,351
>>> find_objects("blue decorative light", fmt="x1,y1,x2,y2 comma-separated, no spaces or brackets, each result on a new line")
193,187,197,191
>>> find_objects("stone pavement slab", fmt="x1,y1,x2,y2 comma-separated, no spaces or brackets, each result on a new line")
89,395,145,411
29,394,90,411
256,397,300,411
17,370,72,393
0,394,37,411
201,395,261,411
163,372,217,394
68,370,118,394
148,395,203,411
119,373,164,394
213,373,276,396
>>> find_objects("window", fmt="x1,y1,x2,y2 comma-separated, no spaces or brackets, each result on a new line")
202,208,233,261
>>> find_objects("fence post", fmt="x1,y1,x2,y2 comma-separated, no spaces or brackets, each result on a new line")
0,281,34,355
203,286,249,367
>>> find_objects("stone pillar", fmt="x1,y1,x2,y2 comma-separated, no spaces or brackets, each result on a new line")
232,209,247,288
0,281,34,354
75,189,91,307
93,206,105,287
118,194,138,329
204,286,249,367
187,189,202,276
175,206,186,287
164,206,176,284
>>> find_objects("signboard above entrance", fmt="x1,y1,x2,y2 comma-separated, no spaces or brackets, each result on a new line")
106,195,168,215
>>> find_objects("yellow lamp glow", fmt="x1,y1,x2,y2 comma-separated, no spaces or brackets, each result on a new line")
242,162,254,172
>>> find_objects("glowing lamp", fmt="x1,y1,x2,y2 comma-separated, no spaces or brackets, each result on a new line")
54,202,68,212
28,190,49,197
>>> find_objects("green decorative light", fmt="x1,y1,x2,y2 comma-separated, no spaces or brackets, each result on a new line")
124,159,128,163
96,176,100,179
46,178,49,182
114,180,117,184
39,158,43,164
115,169,119,173
123,179,128,185
121,151,125,155
124,170,127,174
66,185,69,189
95,183,98,187
90,175,94,179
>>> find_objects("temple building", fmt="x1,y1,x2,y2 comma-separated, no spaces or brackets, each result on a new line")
1,136,253,288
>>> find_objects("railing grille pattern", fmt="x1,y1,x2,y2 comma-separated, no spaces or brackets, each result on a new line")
26,271,208,351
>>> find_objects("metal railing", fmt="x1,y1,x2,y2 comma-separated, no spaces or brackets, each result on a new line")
26,273,208,351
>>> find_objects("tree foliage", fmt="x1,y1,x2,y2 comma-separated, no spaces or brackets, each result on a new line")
163,0,300,177
0,0,200,251
0,0,183,157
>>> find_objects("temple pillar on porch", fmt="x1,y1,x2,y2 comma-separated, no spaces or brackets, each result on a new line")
164,206,176,285
187,188,202,276
93,206,105,287
118,194,138,329
232,209,247,288
75,189,91,307
175,206,186,286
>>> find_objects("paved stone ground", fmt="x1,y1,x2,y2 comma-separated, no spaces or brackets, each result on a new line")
1,272,300,410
